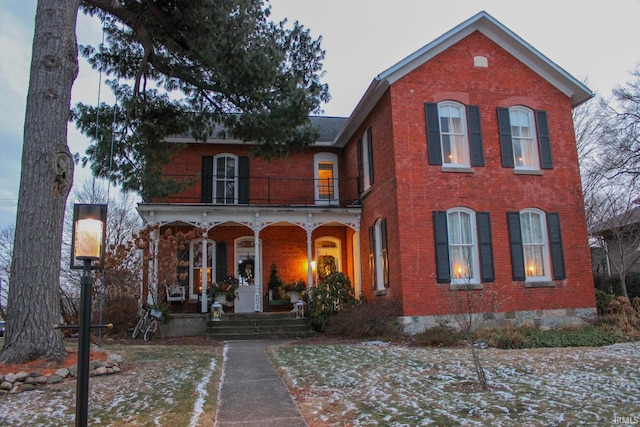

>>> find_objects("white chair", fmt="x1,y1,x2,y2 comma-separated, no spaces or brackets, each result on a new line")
166,285,185,304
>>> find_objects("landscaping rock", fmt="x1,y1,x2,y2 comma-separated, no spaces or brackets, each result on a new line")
47,375,63,384
55,368,69,378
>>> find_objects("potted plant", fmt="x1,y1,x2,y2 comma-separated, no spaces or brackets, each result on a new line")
267,263,284,300
213,276,239,304
284,280,306,303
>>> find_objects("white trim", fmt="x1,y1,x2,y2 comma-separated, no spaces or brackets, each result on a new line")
314,152,339,205
520,208,552,282
447,207,480,285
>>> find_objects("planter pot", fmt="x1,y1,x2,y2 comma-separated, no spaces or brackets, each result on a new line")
215,293,227,304
288,291,301,303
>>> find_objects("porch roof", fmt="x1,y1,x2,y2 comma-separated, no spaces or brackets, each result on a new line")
137,203,361,232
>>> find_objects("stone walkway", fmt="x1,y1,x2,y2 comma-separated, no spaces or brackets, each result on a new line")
214,340,308,427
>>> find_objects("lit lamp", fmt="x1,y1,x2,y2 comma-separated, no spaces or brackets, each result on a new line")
296,300,305,319
70,204,107,427
212,301,223,321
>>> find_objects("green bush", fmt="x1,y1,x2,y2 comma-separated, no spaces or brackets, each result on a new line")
413,320,462,347
595,289,616,316
309,272,356,331
520,326,626,348
326,300,403,339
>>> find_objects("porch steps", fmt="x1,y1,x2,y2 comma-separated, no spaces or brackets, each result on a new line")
206,312,315,340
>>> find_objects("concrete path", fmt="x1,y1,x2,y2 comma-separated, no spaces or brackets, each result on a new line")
215,340,308,427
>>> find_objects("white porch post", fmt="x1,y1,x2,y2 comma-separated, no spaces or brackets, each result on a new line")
354,217,362,300
306,218,314,288
253,213,262,312
200,233,208,313
149,227,159,305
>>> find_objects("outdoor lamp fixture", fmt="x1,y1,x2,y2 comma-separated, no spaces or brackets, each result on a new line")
296,300,305,319
70,204,107,427
212,301,223,321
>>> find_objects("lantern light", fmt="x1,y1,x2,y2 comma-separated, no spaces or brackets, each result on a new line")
71,204,107,270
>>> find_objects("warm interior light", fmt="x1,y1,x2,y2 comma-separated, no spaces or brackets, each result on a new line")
74,218,103,260
311,260,317,272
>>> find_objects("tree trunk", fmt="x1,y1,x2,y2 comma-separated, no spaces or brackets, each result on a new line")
1,0,80,364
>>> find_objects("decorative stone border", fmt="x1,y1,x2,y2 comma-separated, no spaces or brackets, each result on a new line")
0,353,125,394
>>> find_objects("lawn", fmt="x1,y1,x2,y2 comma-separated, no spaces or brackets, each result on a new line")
270,341,640,426
0,341,222,427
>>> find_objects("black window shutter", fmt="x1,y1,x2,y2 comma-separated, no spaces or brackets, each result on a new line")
433,211,450,283
202,156,213,203
497,107,514,168
367,127,375,185
381,218,389,287
368,225,376,290
536,110,553,169
357,138,363,193
238,156,250,204
215,242,227,283
507,212,525,280
425,103,442,165
467,105,485,167
547,212,565,280
476,212,495,282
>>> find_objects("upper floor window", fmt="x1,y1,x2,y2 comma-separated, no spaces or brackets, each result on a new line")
425,102,484,168
214,154,238,204
439,102,470,167
497,107,553,171
358,128,374,193
314,153,339,205
510,107,538,170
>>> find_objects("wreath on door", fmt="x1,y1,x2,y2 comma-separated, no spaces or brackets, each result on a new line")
317,255,337,283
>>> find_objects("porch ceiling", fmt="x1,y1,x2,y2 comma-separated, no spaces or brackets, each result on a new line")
137,203,362,232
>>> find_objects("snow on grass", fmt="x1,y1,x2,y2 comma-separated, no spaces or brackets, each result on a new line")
0,344,221,427
271,341,640,426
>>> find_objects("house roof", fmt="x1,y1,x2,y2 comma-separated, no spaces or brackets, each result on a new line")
590,205,640,236
333,11,594,148
165,115,347,145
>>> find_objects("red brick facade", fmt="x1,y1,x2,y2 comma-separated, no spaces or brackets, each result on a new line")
141,12,595,325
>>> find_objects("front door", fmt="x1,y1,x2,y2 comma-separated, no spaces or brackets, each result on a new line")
235,238,258,312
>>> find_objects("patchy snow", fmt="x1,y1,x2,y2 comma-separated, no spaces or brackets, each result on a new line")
272,341,640,426
189,357,217,427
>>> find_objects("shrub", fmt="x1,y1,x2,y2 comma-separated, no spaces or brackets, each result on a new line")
325,300,403,339
595,289,616,316
413,320,462,347
477,327,526,349
309,272,356,331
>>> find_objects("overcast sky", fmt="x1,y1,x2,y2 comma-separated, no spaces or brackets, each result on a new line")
1,0,640,229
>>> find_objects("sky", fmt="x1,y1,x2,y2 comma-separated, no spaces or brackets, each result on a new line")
1,0,640,229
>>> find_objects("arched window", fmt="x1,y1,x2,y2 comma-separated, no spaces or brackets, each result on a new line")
439,102,470,167
509,107,539,170
519,209,551,281
447,208,479,284
214,154,238,204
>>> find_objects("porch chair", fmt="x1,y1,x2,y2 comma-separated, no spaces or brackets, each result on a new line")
166,285,186,304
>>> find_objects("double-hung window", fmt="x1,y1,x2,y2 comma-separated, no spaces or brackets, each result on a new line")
507,209,565,282
425,102,484,168
369,218,389,291
357,128,374,193
497,106,553,171
439,103,470,167
214,154,238,204
433,209,494,285
510,107,539,170
447,209,479,283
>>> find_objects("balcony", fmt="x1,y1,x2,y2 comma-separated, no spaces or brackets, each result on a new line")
158,175,361,208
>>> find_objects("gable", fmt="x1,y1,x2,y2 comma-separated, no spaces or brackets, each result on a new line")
334,11,593,148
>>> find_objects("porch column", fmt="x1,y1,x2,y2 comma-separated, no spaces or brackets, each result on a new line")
253,212,262,312
306,218,314,288
354,217,362,300
200,233,209,313
149,227,159,305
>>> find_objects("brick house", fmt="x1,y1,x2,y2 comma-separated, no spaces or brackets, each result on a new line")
138,11,596,330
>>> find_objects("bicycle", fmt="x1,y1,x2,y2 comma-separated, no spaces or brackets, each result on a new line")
132,303,163,341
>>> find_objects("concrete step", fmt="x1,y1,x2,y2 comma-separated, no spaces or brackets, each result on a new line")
206,312,315,340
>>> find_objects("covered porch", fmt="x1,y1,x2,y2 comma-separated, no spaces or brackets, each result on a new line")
137,204,362,314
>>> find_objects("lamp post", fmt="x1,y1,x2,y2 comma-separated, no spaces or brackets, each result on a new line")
71,204,107,427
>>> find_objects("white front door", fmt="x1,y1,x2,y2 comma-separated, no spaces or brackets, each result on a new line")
235,238,258,313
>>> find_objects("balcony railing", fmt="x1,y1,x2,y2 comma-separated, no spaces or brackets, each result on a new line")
158,175,361,207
